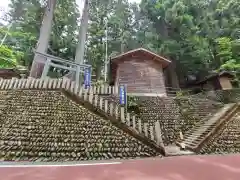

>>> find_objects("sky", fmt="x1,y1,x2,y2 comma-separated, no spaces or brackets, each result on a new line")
0,0,10,17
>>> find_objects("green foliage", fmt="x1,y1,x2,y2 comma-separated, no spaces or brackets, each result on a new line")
127,95,138,107
4,0,80,70
215,37,240,87
127,95,141,114
0,45,17,68
0,26,36,67
220,60,240,71
92,80,106,87
140,0,240,85
1,0,240,85
176,91,184,98
216,37,235,64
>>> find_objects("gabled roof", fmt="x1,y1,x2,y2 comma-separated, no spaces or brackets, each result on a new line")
111,48,171,68
195,71,234,85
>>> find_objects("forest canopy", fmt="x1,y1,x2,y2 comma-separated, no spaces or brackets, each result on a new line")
0,0,239,86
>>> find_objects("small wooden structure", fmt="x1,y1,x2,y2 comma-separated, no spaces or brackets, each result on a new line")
110,48,171,96
194,71,234,91
0,68,21,79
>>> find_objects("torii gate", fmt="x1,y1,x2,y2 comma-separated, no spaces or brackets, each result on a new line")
29,0,90,83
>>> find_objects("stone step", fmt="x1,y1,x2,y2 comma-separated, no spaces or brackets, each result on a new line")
186,143,198,148
185,136,204,143
183,103,238,150
186,130,213,139
184,140,198,146
185,129,217,141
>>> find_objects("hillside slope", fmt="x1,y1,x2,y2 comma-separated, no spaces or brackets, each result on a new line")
0,89,160,162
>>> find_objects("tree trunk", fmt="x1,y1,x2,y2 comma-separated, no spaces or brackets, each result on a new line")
155,19,180,89
75,0,89,65
167,60,180,89
72,0,89,83
29,0,56,78
95,66,102,81
120,41,125,53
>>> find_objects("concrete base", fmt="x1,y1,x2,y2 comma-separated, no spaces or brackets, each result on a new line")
165,145,195,156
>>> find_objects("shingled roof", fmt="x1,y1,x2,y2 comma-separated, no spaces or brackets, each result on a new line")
195,71,234,85
111,48,171,68
0,68,20,79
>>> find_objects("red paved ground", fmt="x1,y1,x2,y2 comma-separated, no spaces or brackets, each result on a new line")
1,155,240,180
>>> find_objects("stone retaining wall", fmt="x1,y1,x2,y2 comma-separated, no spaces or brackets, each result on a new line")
199,111,240,154
190,89,240,104
134,96,223,145
0,90,160,161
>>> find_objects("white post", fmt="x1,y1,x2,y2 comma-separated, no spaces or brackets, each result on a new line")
89,89,93,103
138,120,142,133
150,126,154,141
104,100,108,113
0,79,3,89
132,116,136,129
126,113,131,126
144,123,148,137
109,103,113,116
155,121,164,147
120,107,125,123
8,78,16,89
41,58,51,79
99,97,103,110
78,85,83,97
94,95,98,107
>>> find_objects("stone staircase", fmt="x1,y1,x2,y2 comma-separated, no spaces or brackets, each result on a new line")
182,103,239,151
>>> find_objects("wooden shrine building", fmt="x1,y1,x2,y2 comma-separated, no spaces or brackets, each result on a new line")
193,71,234,91
109,48,171,96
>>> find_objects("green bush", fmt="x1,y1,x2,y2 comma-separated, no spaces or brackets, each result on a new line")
127,95,141,114
0,45,18,68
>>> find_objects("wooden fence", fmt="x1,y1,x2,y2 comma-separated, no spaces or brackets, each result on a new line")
0,77,164,149
0,77,119,95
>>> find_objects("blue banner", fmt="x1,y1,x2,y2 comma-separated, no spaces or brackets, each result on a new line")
119,85,126,105
84,68,91,89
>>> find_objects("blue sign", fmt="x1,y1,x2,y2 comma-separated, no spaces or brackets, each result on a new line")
84,68,91,89
119,85,127,105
